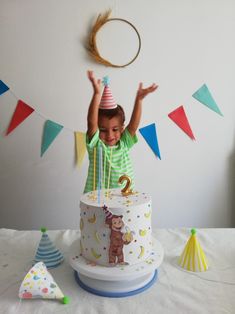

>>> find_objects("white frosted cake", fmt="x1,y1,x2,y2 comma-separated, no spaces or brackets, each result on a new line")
79,188,152,266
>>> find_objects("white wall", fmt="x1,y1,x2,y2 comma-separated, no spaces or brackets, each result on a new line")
0,0,234,229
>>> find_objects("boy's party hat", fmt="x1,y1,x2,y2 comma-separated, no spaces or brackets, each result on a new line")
34,228,64,268
178,228,209,272
19,262,70,304
99,76,117,109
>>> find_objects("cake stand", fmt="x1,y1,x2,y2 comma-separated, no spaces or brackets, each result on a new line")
69,237,164,297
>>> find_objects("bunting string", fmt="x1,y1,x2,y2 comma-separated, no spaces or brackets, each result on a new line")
0,79,223,164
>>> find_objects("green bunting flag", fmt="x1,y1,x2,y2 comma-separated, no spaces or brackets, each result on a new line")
192,84,223,116
41,120,63,156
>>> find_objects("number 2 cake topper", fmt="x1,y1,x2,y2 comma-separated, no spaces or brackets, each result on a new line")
87,10,141,68
118,174,134,196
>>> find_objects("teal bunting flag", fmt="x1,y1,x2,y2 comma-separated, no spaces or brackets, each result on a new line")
41,120,63,156
192,84,223,116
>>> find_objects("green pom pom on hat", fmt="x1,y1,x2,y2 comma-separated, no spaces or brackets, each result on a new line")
191,228,196,235
62,296,70,304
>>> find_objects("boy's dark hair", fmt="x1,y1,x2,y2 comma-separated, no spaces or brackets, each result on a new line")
98,105,125,125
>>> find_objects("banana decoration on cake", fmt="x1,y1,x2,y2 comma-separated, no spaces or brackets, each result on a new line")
122,227,134,244
80,218,84,231
139,229,147,236
122,231,133,244
91,248,101,259
80,239,84,254
88,213,96,223
138,246,145,259
94,231,101,243
144,210,151,218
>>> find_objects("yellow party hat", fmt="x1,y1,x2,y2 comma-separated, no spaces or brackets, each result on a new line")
178,229,208,272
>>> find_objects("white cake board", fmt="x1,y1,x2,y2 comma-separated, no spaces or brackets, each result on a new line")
69,237,164,297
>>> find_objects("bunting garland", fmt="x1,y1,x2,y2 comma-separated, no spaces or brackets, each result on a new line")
0,79,223,163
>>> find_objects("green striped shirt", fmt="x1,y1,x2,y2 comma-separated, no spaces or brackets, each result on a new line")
84,129,138,193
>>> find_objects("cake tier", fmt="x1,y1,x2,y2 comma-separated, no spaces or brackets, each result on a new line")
80,189,152,266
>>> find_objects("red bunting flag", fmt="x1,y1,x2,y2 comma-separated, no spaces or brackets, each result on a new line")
168,105,195,140
6,100,34,135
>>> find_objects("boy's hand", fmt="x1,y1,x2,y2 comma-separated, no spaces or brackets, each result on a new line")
136,82,158,100
87,70,102,95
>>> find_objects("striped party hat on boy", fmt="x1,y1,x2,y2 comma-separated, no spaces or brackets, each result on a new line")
178,228,208,272
99,76,117,109
34,228,64,268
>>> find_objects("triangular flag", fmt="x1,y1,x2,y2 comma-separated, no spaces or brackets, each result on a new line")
19,262,69,304
6,100,34,135
74,131,86,167
192,84,223,116
34,228,64,268
139,123,161,159
178,229,209,272
0,80,9,95
41,120,63,156
168,105,195,140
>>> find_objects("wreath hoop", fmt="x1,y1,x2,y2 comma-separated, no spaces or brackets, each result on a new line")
87,10,141,68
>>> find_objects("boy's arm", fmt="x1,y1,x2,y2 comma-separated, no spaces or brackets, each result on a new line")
87,71,102,139
127,82,158,136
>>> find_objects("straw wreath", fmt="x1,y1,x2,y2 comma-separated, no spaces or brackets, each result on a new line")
87,10,141,68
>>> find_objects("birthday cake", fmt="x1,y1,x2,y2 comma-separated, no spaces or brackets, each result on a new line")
79,188,152,267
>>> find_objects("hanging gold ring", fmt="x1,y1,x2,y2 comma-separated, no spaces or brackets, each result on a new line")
87,11,141,68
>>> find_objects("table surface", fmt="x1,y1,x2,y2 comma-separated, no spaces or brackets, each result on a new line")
0,228,235,314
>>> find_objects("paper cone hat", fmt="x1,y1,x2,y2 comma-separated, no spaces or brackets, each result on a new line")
34,228,64,268
102,204,113,221
178,229,208,272
19,262,69,304
99,76,117,109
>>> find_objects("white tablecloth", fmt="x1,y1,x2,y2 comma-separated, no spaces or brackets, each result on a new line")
0,228,234,314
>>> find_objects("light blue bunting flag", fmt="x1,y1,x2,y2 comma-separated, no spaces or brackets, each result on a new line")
139,123,161,159
41,120,63,156
0,80,9,95
192,84,223,116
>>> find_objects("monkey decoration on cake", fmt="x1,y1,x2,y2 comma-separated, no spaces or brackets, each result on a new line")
102,205,133,265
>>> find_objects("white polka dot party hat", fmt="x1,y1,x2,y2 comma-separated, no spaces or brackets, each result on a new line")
19,262,69,304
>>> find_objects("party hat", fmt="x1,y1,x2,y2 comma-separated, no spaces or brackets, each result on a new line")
19,262,70,304
99,76,117,109
102,204,113,221
34,228,64,268
178,228,208,272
